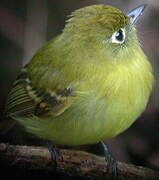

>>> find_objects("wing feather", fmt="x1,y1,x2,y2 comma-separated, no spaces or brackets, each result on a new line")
5,67,74,119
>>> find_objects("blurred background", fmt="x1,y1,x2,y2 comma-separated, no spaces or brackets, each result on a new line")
0,0,159,179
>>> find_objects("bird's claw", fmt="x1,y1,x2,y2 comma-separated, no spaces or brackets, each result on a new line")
107,156,118,178
47,144,60,169
100,141,118,179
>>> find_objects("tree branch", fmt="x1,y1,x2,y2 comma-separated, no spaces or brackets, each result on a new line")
0,143,159,180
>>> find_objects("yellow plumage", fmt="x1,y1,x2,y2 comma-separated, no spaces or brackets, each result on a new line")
5,5,154,146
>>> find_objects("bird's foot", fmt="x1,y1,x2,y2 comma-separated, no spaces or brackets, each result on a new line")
100,141,118,179
47,143,61,170
107,154,118,178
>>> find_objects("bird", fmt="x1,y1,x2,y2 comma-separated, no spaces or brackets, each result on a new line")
4,4,154,177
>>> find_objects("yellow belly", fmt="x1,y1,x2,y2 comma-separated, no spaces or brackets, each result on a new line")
15,55,154,146
20,81,151,146
40,89,149,145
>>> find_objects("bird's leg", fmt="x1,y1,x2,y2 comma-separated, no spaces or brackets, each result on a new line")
100,141,118,178
47,143,61,170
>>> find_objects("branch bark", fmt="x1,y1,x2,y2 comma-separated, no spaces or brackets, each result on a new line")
0,143,159,180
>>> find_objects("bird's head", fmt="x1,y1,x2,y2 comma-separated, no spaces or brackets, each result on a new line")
62,4,146,61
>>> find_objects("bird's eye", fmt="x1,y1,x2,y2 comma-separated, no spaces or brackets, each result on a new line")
111,28,126,44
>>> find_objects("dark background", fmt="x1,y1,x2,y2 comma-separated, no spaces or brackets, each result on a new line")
0,0,159,179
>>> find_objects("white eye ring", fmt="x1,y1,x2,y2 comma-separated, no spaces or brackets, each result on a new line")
111,28,126,44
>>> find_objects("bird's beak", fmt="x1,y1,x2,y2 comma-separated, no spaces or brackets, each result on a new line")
127,4,147,25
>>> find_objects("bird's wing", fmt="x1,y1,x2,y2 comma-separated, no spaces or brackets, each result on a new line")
5,66,75,119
